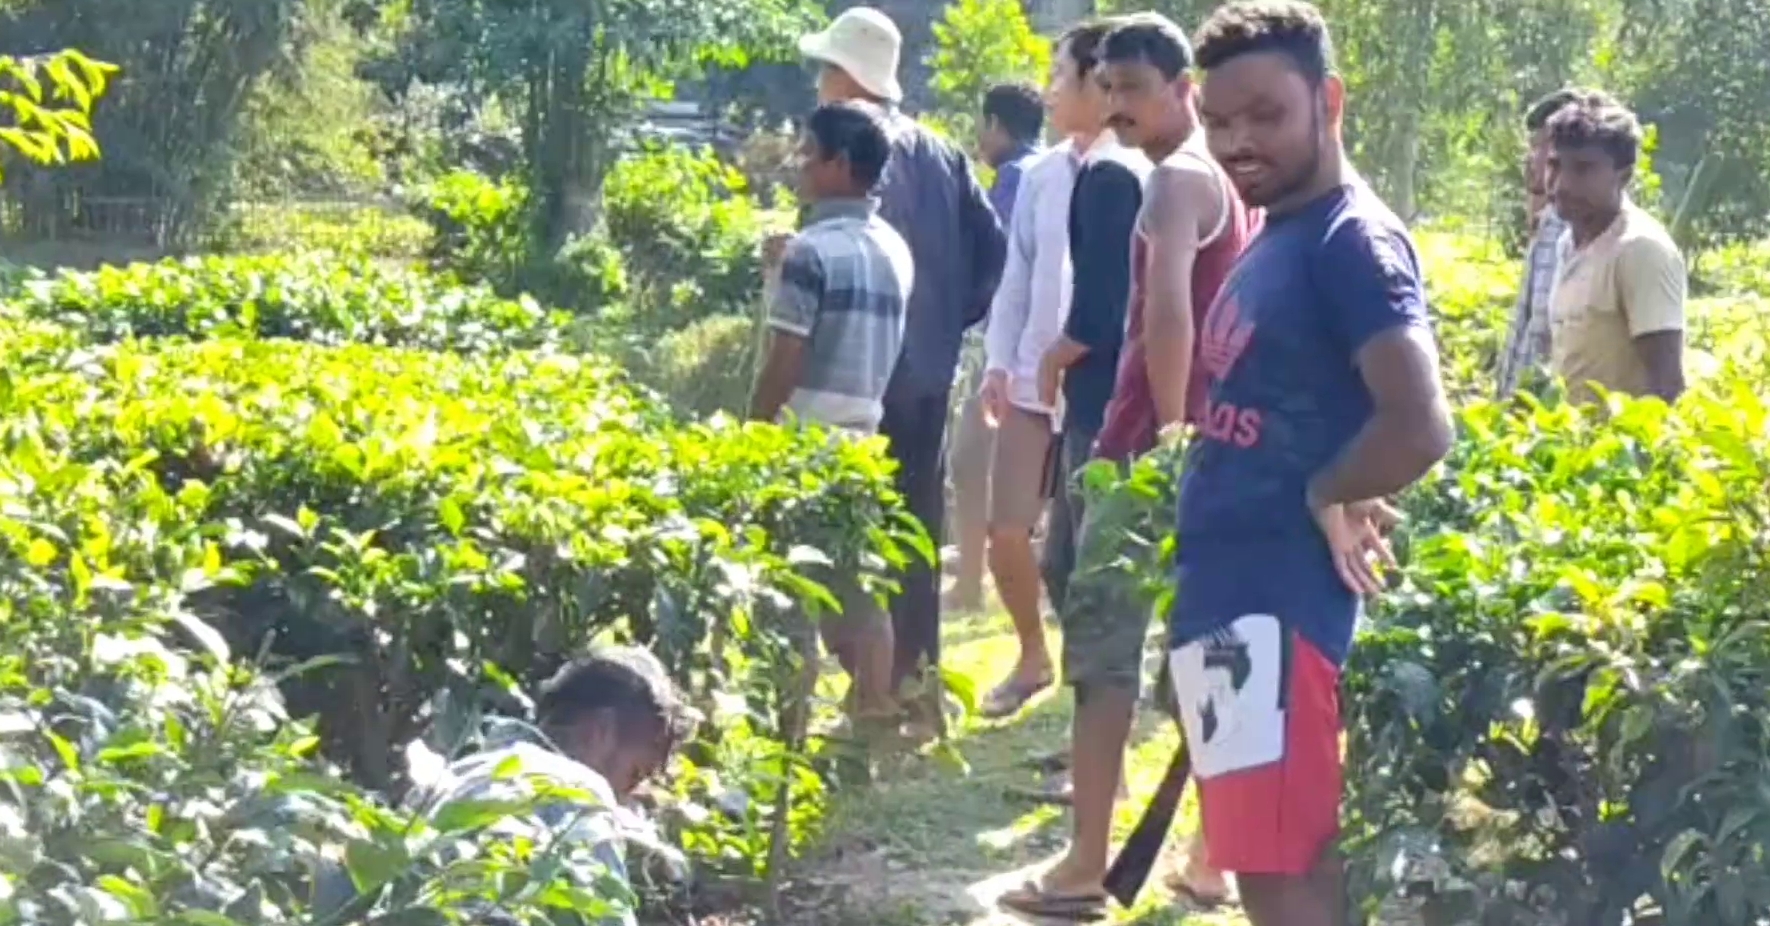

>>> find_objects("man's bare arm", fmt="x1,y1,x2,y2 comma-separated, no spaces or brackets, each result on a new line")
749,331,807,422
1047,335,1089,370
1037,335,1090,407
1634,330,1685,401
1306,326,1454,507
1141,161,1223,430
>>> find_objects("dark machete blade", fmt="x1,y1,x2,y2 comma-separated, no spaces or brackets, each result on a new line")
1101,739,1193,907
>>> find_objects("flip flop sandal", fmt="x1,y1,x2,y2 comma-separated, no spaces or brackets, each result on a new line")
1169,880,1230,911
997,881,1108,922
981,675,1054,719
1017,749,1071,773
1003,770,1128,805
1003,780,1074,806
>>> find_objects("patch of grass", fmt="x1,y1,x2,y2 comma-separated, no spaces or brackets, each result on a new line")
792,608,1249,926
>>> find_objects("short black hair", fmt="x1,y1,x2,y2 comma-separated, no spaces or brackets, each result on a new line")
1525,87,1582,132
538,646,695,750
1102,13,1195,80
1546,91,1642,169
1059,18,1118,80
805,100,893,191
982,82,1045,142
1193,0,1333,86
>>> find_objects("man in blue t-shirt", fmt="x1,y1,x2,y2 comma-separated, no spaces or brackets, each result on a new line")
1171,4,1454,925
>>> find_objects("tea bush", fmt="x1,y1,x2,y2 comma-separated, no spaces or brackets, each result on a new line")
622,313,763,418
414,169,533,295
0,337,652,925
9,253,572,354
0,235,923,919
4,325,913,769
210,201,433,260
1341,371,1770,925
598,146,775,335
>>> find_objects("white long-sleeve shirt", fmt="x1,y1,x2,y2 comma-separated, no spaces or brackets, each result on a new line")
983,141,1081,415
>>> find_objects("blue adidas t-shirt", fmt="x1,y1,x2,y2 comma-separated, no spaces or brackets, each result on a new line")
1170,182,1429,666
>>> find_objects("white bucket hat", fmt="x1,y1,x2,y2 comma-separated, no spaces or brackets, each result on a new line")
798,6,905,103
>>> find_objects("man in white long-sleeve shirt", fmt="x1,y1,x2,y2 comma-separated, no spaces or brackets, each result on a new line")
976,36,1103,718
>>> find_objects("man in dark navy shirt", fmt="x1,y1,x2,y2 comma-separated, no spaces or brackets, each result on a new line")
1171,4,1453,924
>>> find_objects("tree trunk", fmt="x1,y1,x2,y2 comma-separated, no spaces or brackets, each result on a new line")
526,28,605,259
1393,112,1421,221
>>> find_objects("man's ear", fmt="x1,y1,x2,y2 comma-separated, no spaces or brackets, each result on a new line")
1322,72,1346,130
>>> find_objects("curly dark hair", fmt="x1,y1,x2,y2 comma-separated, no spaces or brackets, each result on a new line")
539,646,697,752
1192,0,1333,85
1546,90,1642,169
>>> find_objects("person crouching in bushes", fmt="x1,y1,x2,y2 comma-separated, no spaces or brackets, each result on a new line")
752,100,914,738
409,647,698,924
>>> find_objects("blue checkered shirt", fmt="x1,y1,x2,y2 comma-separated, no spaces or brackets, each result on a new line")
1497,208,1566,396
769,197,914,432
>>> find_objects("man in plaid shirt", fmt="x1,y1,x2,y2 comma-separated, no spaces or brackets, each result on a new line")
1498,88,1579,397
753,100,912,730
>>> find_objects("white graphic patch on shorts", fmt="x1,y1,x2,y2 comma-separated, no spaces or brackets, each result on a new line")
1168,614,1286,780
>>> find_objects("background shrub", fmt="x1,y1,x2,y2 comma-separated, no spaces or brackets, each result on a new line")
0,234,923,920
623,312,764,418
414,169,531,295
599,146,780,335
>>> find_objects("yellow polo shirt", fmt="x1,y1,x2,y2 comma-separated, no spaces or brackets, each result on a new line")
1548,202,1686,403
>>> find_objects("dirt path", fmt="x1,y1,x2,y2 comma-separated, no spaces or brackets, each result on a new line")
782,610,1250,926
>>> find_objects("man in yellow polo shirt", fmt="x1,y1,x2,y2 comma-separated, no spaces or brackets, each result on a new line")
1544,91,1687,403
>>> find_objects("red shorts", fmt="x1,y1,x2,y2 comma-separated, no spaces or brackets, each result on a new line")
1167,615,1342,875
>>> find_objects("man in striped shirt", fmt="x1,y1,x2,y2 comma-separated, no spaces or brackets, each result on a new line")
800,9,1007,734
753,100,913,723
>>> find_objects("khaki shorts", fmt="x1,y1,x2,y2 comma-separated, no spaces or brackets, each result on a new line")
987,404,1057,531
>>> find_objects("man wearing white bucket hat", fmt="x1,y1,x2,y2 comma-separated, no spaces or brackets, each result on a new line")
798,6,1008,738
